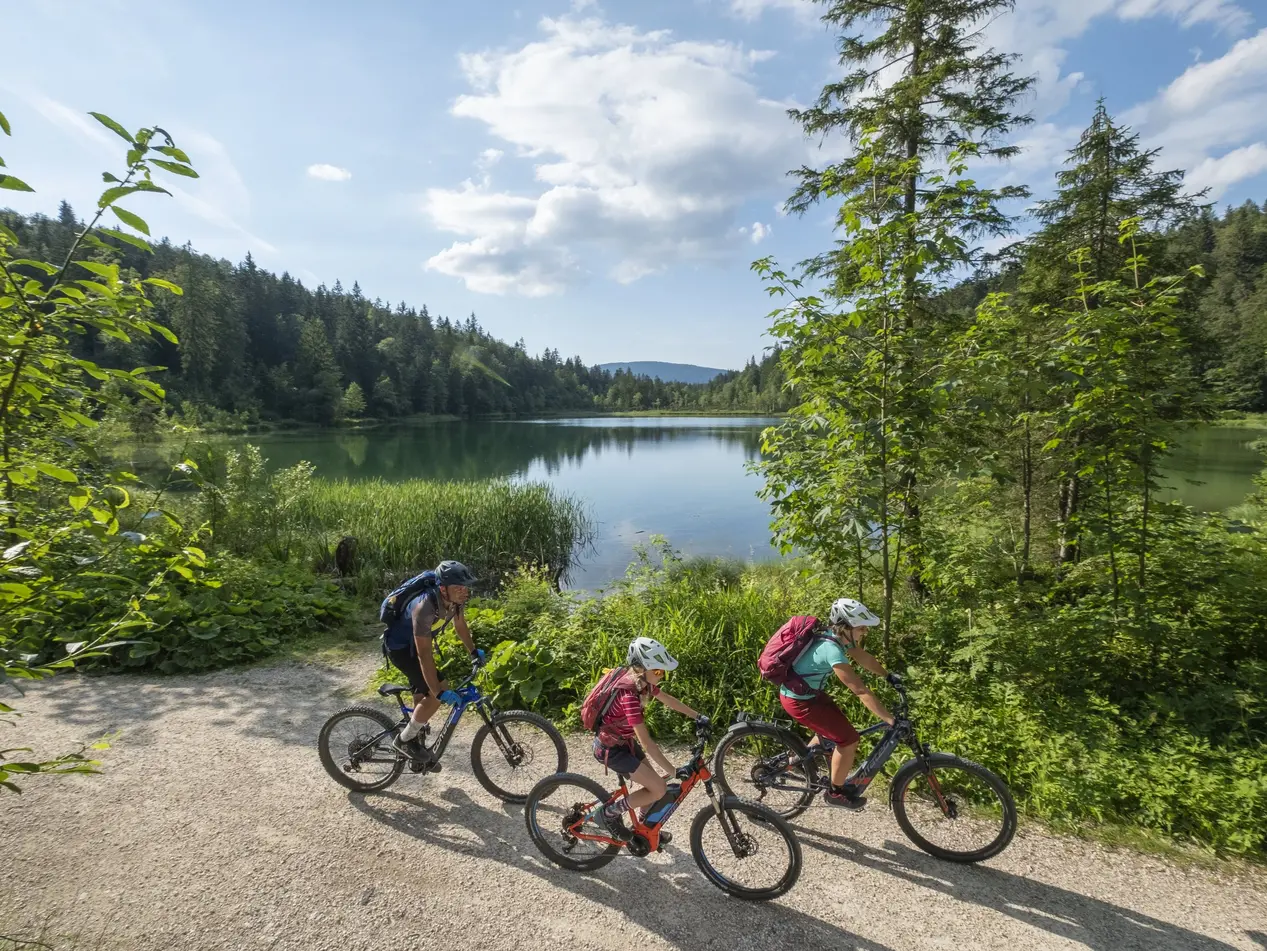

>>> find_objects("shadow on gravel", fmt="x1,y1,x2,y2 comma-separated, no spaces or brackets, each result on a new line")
351,787,898,951
1248,932,1266,949
796,826,1244,951
31,663,355,749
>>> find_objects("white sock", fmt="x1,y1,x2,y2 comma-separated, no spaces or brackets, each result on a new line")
400,719,425,742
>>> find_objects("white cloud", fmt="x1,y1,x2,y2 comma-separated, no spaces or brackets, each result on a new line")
1117,0,1251,33
307,163,352,182
750,221,771,243
477,148,504,170
727,0,815,21
423,15,803,295
1188,143,1267,197
1123,28,1267,192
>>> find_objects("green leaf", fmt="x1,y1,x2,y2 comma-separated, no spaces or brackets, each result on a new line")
35,462,78,483
155,145,191,164
88,112,135,145
98,184,139,208
0,110,10,136
77,261,118,281
143,277,183,296
111,206,150,235
0,174,35,193
68,486,91,512
102,172,120,183
151,159,198,179
100,228,151,253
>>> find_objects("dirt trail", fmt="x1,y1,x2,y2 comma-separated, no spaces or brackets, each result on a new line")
3,652,1265,951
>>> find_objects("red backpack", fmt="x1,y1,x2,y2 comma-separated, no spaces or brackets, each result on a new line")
757,616,830,696
580,667,634,732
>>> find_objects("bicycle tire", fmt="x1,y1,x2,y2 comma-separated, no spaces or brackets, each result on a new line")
689,796,802,900
890,753,1017,863
524,772,622,872
317,704,404,793
470,710,568,803
711,723,819,820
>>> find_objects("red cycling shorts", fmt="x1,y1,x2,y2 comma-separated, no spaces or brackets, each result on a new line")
779,693,860,746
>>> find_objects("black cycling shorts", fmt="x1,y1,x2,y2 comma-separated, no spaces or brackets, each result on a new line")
386,646,430,697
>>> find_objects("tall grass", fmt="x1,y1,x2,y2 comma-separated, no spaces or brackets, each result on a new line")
289,478,595,593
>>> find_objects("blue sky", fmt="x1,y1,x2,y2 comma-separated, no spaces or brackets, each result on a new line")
3,0,1266,369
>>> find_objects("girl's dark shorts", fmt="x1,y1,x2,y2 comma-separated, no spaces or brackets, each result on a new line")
593,737,646,774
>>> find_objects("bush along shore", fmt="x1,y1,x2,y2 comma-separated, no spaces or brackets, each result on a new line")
467,531,1267,859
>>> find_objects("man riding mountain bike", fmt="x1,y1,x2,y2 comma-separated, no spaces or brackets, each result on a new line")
383,560,485,770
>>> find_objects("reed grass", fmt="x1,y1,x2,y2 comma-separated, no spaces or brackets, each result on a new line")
289,478,595,594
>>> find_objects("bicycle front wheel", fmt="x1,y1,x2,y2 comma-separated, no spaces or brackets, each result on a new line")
471,710,568,803
712,724,819,820
317,705,404,793
690,797,802,900
890,753,1017,863
524,772,621,872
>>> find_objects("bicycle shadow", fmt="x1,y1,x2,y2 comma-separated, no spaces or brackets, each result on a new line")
349,786,898,951
794,826,1246,951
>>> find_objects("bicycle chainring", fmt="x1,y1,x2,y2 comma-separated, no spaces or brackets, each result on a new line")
626,833,651,857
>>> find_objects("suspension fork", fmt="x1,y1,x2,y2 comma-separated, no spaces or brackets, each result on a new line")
903,731,953,814
471,700,522,761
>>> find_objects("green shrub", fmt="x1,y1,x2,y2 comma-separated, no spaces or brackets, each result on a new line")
469,535,1267,855
32,550,351,673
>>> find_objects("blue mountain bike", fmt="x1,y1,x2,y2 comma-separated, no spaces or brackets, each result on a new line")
317,659,567,803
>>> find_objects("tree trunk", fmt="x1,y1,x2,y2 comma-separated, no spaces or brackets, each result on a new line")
1058,475,1080,564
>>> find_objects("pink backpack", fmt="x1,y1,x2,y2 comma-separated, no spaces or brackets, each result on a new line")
580,667,633,732
757,616,829,696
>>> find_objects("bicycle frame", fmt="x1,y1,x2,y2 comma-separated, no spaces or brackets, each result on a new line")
352,661,523,767
564,725,753,859
734,684,956,815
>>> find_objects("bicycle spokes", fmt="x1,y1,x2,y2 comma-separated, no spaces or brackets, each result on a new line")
902,764,1005,853
693,801,799,897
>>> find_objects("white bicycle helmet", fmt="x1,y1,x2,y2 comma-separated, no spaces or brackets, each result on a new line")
828,598,881,628
627,636,679,671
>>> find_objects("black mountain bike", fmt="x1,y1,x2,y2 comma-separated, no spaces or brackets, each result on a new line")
711,678,1016,863
317,659,567,803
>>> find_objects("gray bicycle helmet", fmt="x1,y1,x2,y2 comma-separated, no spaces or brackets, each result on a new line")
435,560,479,587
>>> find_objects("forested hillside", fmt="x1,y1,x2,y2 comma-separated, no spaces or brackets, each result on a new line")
0,205,792,424
0,207,790,422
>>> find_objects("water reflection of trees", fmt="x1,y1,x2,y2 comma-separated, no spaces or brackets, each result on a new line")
252,421,767,482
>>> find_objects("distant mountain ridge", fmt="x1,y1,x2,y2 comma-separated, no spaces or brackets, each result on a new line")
599,361,731,384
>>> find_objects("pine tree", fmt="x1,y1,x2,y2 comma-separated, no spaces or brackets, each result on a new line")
762,0,1033,616
1021,102,1203,562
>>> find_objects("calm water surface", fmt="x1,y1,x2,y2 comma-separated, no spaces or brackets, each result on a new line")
238,417,1267,588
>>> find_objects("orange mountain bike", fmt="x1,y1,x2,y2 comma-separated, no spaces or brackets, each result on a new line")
524,718,802,900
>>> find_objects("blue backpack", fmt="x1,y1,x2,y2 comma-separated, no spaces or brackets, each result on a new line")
379,570,439,625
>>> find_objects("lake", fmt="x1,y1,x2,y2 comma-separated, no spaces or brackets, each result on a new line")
237,417,1267,589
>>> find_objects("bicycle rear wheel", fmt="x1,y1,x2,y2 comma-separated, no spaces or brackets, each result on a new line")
524,772,622,872
689,797,802,900
712,724,819,820
471,710,568,804
890,753,1017,863
317,705,404,793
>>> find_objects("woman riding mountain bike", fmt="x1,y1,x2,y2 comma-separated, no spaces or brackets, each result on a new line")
777,597,899,809
587,636,703,841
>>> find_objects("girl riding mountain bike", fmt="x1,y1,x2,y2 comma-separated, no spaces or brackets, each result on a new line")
586,636,704,841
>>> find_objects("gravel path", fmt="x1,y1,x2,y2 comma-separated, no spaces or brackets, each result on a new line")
3,651,1265,951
